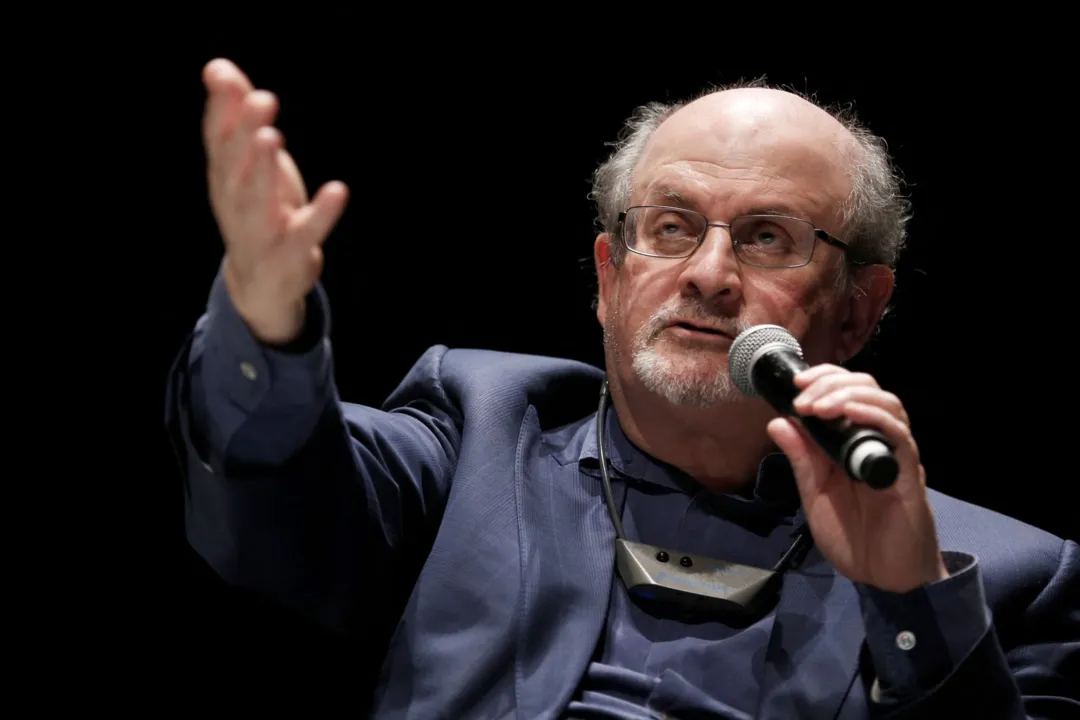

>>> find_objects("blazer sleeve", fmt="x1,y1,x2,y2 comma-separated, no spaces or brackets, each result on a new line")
165,268,462,633
873,538,1079,719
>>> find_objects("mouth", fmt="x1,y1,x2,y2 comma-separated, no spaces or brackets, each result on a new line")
668,320,733,338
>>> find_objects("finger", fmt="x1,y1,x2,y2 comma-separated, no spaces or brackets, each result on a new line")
203,58,254,94
793,370,879,411
203,83,245,161
793,363,847,387
235,126,285,239
767,417,835,497
289,181,349,247
840,402,921,468
805,386,909,426
217,90,279,192
276,149,308,208
202,59,255,153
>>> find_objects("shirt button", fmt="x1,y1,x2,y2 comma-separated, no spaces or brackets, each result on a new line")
896,630,916,651
240,361,258,381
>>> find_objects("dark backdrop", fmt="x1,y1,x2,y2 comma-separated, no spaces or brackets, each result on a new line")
145,27,1074,706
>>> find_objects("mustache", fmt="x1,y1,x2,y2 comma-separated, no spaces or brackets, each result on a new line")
643,300,752,341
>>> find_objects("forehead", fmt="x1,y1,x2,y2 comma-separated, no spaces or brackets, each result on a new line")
633,90,854,225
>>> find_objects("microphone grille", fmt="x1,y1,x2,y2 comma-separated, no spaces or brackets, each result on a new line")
728,324,803,397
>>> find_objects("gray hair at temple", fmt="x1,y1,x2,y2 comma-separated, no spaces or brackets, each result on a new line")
590,79,912,280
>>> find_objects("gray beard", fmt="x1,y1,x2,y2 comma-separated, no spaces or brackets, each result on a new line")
630,342,741,408
606,294,752,409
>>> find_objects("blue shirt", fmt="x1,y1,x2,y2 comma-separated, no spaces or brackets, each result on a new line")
190,284,992,717
566,409,804,719
553,407,989,718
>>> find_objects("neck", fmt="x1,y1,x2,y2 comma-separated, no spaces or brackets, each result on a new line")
607,377,779,495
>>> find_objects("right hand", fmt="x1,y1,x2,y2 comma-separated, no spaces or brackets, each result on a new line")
202,58,349,344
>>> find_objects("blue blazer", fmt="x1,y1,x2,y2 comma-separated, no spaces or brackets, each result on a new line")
168,327,1078,718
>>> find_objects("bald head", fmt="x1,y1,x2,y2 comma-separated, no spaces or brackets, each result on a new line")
675,87,855,142
632,88,858,233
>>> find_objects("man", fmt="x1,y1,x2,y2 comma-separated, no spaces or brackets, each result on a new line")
167,58,1077,718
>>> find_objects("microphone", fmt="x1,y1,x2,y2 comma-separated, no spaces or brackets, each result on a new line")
728,324,899,490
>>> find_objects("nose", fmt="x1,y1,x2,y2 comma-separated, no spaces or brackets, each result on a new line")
676,224,743,303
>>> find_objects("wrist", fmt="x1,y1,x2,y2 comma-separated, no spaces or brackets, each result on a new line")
874,557,950,594
245,300,307,346
222,258,307,345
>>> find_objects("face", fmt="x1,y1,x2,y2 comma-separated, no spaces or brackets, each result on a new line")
596,89,891,409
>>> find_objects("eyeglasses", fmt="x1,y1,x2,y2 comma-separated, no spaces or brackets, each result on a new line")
616,205,854,269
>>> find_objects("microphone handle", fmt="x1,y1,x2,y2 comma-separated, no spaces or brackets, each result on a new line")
752,348,898,489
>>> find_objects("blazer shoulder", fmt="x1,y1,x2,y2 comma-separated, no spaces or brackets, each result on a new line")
928,488,1063,552
387,345,605,430
928,488,1068,608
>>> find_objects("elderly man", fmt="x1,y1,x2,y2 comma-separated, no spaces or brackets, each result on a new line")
167,58,1077,718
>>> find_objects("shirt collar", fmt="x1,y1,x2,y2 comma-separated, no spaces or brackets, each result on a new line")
577,407,803,520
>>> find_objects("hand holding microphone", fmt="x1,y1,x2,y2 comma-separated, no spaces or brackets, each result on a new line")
729,325,899,489
730,324,948,593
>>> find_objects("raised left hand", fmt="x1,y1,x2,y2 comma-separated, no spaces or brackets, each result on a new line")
767,364,949,593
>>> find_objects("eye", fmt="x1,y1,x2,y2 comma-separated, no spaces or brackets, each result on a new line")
737,218,797,251
654,213,693,235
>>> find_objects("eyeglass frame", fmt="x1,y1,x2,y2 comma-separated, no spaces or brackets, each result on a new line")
616,205,858,269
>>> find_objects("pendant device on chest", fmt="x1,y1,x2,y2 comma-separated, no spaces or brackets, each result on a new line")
596,379,813,623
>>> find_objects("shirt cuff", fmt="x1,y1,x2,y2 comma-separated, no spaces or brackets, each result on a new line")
855,551,990,705
195,268,333,456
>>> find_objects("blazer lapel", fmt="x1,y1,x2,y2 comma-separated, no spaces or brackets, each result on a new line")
513,406,622,720
756,543,866,720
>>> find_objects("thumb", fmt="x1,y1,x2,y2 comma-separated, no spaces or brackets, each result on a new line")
767,417,833,496
290,180,349,247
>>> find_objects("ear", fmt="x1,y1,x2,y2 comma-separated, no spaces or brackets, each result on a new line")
594,233,617,327
835,264,895,363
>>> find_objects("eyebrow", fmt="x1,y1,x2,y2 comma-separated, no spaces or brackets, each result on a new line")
743,205,806,219
644,186,807,220
645,186,696,207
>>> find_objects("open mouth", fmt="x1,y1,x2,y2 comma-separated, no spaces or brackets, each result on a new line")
672,322,730,337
